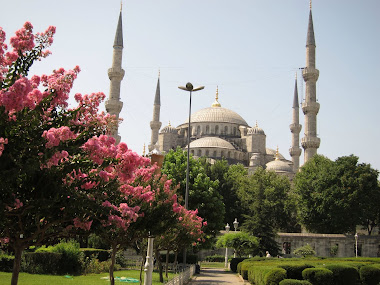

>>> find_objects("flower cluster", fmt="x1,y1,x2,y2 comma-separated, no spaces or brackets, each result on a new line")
0,137,8,156
42,126,77,148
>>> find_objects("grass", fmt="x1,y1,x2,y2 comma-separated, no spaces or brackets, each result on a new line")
0,269,176,285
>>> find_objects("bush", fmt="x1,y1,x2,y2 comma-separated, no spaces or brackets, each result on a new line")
51,240,83,274
88,233,110,250
80,248,110,262
324,264,359,285
0,254,14,272
203,255,225,262
264,268,287,285
240,261,254,280
230,257,247,273
279,279,312,285
82,258,120,274
21,252,62,274
293,244,316,258
302,267,333,285
359,265,380,285
278,264,314,280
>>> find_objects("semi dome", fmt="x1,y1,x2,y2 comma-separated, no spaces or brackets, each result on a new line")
266,159,293,173
187,137,235,150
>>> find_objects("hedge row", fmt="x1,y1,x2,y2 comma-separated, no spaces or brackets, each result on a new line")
236,258,380,285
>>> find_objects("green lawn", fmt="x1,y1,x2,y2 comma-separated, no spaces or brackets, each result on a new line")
0,270,176,285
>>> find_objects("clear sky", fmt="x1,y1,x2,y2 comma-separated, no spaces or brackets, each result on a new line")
2,0,380,171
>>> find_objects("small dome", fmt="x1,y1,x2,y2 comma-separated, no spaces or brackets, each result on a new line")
160,123,177,134
266,160,293,173
247,122,265,135
266,148,285,160
187,137,235,150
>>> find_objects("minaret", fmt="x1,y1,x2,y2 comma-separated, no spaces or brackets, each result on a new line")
105,6,125,144
301,1,320,162
149,72,162,152
289,73,302,172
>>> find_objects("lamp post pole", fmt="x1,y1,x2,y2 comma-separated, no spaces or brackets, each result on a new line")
355,233,358,258
233,218,239,258
178,83,204,266
224,223,230,268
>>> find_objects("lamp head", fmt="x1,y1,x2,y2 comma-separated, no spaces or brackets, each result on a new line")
186,82,193,91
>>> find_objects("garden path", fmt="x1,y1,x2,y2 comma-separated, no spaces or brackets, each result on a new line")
188,267,246,284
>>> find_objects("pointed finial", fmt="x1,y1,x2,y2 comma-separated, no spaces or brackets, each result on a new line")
158,69,160,78
255,120,258,128
309,0,312,10
211,86,221,107
168,121,171,126
143,143,146,156
295,71,297,80
120,1,122,11
275,146,280,160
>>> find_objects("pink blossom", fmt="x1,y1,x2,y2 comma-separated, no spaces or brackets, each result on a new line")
42,126,77,148
10,22,34,54
0,137,8,156
73,217,92,231
14,199,23,209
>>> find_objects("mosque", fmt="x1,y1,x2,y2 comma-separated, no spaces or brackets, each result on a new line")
105,4,321,180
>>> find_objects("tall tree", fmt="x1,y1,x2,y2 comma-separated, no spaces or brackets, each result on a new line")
161,147,225,244
237,167,296,255
294,154,380,234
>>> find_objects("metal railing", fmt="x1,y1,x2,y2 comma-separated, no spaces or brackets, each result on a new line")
165,265,195,285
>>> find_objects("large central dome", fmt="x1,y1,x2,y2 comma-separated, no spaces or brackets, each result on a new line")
187,106,249,126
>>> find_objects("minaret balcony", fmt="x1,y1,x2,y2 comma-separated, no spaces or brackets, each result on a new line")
108,68,125,80
302,68,319,82
302,102,320,114
105,99,123,114
150,121,162,130
301,136,320,149
289,123,302,133
289,147,302,157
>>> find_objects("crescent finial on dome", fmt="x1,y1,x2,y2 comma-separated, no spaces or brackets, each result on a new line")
211,86,221,107
275,146,280,160
143,143,146,156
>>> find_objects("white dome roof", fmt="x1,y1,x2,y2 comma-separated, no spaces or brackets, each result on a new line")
183,106,249,126
266,159,293,173
188,137,235,150
248,122,265,135
160,124,177,134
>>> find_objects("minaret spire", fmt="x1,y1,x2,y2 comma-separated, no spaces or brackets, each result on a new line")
149,71,162,152
301,3,320,162
105,8,125,144
289,72,302,172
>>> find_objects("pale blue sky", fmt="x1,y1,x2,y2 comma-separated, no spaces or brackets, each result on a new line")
2,0,380,171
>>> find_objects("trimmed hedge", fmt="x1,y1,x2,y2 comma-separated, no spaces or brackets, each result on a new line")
248,266,286,285
279,279,312,285
203,255,225,262
324,264,359,285
264,268,287,285
21,252,63,274
230,257,247,273
302,267,333,285
0,254,14,272
278,264,314,280
359,265,380,285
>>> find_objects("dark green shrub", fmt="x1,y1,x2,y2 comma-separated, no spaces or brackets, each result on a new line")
302,267,333,285
80,248,110,262
88,233,110,250
0,254,14,272
240,261,254,280
51,240,83,274
324,264,359,285
166,253,197,264
293,244,316,258
278,264,314,280
230,257,247,273
203,255,225,262
21,252,62,274
279,279,312,285
237,261,243,274
360,265,380,285
264,267,286,285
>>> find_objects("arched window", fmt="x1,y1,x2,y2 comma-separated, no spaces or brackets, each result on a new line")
205,150,209,156
215,125,219,134
197,150,202,156
197,125,201,135
221,151,224,158
206,125,210,134
234,153,237,159
227,151,231,158
213,151,217,157
224,126,228,135
191,150,194,155
234,127,237,135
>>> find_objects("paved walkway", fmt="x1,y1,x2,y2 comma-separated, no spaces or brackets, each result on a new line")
188,267,245,284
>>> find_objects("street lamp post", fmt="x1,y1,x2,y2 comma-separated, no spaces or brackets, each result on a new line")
355,233,358,258
233,218,239,257
178,82,204,266
224,223,230,268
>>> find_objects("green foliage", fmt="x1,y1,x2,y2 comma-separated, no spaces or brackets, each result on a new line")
359,265,380,285
237,167,298,255
203,255,225,262
21,252,62,274
330,244,339,257
82,258,120,274
294,155,380,234
162,147,225,241
324,264,359,285
277,264,314,280
0,254,14,272
293,244,316,258
230,257,247,273
88,233,110,250
279,279,312,285
80,248,110,262
302,268,333,285
216,231,259,257
264,267,287,285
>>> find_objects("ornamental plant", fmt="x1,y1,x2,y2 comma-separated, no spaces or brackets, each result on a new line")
0,22,148,285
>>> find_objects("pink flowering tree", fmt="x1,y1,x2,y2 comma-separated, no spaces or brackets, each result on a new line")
0,22,148,285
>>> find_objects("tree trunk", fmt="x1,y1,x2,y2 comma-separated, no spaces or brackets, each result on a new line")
109,244,118,285
11,246,23,285
174,251,178,273
155,249,163,283
139,255,145,285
